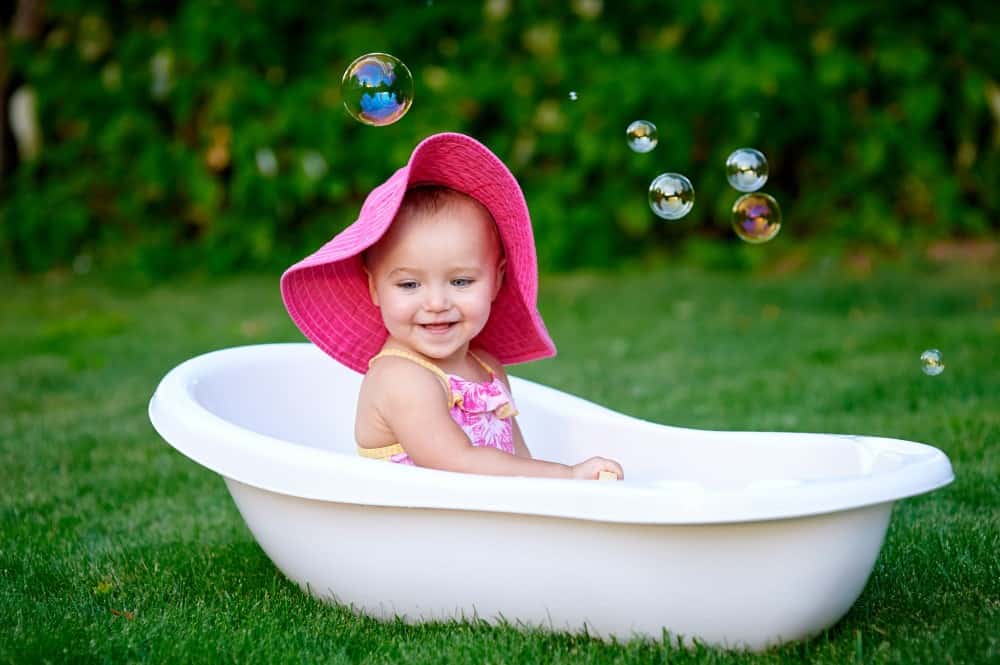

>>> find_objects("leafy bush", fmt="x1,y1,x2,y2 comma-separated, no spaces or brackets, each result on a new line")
1,1,996,277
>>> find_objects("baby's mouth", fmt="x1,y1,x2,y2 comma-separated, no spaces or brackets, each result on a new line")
421,322,456,333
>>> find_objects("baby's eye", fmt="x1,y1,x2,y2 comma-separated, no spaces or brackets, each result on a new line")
396,280,419,290
451,278,474,287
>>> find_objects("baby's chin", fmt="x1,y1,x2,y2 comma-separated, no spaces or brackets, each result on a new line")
384,332,457,354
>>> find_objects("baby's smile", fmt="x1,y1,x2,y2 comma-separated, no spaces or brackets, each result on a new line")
420,322,456,334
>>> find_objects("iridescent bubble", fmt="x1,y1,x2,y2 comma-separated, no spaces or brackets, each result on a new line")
568,90,578,101
725,148,769,192
626,120,658,153
649,173,694,220
731,192,781,243
920,349,944,376
340,53,413,126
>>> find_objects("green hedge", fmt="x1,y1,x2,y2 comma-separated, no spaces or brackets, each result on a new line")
2,1,997,277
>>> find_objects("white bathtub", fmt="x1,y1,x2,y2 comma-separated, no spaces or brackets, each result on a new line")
148,343,953,650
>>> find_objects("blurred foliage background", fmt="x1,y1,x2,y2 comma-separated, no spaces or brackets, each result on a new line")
1,0,997,280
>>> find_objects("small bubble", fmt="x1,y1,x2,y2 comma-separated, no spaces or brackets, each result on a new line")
301,150,327,180
568,90,578,101
725,148,769,192
341,53,414,126
150,50,173,100
920,349,944,376
648,173,694,220
731,192,781,243
626,120,658,153
255,148,277,177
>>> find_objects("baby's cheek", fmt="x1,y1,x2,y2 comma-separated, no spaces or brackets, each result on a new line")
382,299,410,319
476,291,496,316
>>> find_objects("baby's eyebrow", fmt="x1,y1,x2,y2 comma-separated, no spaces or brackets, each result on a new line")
387,266,482,277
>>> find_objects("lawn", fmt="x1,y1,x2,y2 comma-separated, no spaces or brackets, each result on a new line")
1,259,997,664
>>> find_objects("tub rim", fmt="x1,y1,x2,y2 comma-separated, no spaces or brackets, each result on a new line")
148,343,955,525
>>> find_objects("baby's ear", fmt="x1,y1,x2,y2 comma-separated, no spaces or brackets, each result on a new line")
365,267,380,307
492,258,506,300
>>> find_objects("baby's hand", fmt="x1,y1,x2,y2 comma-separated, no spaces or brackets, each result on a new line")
571,457,624,481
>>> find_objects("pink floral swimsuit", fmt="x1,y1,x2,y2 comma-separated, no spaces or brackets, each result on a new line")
357,348,518,465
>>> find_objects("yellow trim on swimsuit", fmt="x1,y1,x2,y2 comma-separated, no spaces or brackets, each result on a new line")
356,442,407,460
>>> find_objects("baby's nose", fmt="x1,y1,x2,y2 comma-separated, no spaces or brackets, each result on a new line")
423,285,451,311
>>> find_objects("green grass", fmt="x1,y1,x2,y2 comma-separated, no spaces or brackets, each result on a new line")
2,260,998,664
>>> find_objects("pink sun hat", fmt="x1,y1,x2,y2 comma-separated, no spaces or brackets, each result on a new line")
280,132,557,374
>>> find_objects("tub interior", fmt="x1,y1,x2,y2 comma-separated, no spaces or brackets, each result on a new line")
190,347,919,488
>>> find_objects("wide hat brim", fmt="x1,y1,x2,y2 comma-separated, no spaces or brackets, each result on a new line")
280,132,556,374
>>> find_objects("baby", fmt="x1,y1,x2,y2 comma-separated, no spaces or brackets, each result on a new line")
281,133,623,480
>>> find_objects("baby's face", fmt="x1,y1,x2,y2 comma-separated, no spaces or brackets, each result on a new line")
365,198,505,364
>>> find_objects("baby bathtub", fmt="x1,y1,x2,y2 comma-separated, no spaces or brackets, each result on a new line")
148,343,953,650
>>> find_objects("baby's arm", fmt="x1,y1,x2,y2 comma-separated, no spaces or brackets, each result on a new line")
480,352,623,479
504,408,622,479
510,418,532,459
375,360,574,478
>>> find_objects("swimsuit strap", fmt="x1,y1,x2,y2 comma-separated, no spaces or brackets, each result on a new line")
467,350,496,378
368,349,455,405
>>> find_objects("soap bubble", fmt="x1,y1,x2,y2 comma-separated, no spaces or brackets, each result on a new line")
341,53,413,126
920,349,944,376
731,192,781,243
649,173,695,220
626,120,658,153
725,148,769,192
568,90,578,101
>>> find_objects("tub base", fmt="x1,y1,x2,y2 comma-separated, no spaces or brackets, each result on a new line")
225,477,892,650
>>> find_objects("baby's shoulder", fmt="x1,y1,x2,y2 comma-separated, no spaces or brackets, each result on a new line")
362,355,449,407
